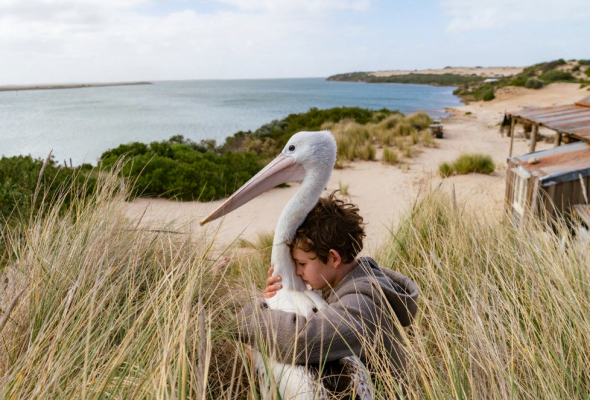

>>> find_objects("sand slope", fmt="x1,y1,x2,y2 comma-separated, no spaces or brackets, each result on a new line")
124,82,588,254
370,67,523,78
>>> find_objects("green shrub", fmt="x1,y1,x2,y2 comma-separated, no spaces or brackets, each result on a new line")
382,147,398,165
509,76,528,87
525,77,545,89
539,59,567,73
100,139,263,202
0,155,96,222
572,65,581,72
579,59,590,66
586,68,590,78
483,90,495,101
439,162,454,178
539,70,574,82
453,153,495,175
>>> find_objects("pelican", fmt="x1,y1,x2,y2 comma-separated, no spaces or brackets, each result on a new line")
201,131,373,399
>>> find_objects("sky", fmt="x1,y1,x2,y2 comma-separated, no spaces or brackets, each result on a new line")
0,0,589,85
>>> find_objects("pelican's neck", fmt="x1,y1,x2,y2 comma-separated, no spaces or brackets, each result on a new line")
271,167,331,290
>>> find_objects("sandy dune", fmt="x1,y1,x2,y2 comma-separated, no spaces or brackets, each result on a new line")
370,66,524,78
124,82,588,255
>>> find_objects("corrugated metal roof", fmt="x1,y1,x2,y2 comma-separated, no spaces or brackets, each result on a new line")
575,95,590,108
509,142,590,186
509,96,590,142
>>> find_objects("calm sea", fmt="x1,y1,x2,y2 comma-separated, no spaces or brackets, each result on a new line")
0,78,461,165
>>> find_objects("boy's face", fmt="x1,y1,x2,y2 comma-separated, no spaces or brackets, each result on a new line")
292,247,338,290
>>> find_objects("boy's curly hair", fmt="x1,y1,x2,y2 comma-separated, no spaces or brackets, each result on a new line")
289,191,365,264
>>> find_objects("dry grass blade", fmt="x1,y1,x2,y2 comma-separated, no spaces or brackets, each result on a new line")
0,287,25,335
30,149,52,225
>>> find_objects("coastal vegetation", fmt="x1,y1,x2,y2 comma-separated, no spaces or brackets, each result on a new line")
454,59,586,102
327,72,485,86
94,108,433,201
1,175,589,399
328,59,590,103
0,107,438,224
439,153,495,177
0,155,95,222
323,111,434,163
99,137,263,202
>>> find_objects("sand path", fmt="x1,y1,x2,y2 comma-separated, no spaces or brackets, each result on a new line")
123,82,588,254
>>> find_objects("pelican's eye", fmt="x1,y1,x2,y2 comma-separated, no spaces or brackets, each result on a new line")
288,145,295,152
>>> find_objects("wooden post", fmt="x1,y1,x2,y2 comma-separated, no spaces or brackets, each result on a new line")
530,124,538,153
554,132,562,147
508,118,516,157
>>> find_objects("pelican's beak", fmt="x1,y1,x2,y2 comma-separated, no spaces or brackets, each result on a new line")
200,154,305,226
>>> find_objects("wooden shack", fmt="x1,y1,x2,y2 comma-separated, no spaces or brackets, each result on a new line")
505,142,590,222
506,95,590,157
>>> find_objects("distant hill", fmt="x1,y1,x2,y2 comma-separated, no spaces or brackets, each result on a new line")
327,60,590,103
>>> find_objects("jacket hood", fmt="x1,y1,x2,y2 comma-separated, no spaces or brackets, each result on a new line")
328,257,419,327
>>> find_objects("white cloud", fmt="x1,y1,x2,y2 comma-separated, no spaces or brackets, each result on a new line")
217,0,371,13
442,0,590,32
0,0,372,84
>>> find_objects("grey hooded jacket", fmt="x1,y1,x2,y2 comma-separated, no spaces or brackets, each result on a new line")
236,257,419,370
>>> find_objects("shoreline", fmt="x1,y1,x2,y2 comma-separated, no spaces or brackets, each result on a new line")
0,81,152,92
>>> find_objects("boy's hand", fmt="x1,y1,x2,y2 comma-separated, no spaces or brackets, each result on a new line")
264,265,282,298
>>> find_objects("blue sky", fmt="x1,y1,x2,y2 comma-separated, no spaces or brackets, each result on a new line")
0,0,588,84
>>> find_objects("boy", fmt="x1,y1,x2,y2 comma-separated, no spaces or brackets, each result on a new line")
236,192,419,392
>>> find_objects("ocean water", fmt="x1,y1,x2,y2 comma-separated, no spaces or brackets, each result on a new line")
0,78,462,165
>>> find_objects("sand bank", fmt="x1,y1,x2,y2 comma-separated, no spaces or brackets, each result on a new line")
123,82,588,255
0,81,151,92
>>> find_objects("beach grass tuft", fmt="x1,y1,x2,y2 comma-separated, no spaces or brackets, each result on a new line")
382,147,398,165
453,153,495,175
438,161,454,177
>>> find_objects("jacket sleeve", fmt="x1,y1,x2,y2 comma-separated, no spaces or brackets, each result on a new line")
235,291,388,365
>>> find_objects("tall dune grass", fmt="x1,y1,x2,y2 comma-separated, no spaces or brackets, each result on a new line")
324,112,434,164
377,192,590,399
1,172,589,399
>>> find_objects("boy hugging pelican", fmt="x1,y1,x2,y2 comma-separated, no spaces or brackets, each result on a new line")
236,192,419,397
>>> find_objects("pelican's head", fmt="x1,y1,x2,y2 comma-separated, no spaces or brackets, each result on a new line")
282,130,337,172
200,130,337,226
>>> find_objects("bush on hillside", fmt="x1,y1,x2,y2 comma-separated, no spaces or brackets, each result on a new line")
586,68,590,78
539,58,567,73
539,70,574,82
483,90,495,101
579,59,590,66
525,77,545,89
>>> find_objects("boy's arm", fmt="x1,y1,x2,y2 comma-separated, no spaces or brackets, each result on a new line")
236,291,386,365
